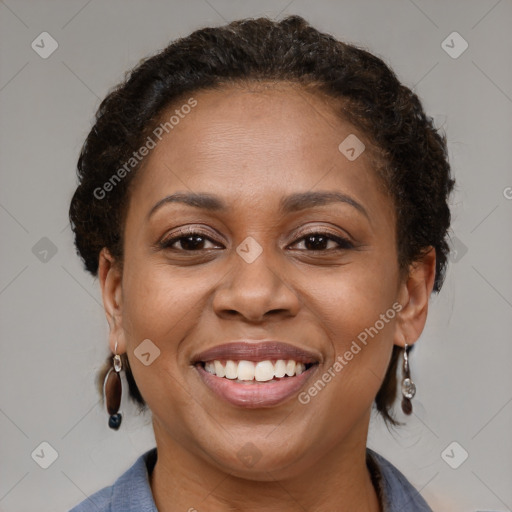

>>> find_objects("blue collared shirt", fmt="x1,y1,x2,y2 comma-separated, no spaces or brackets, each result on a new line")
69,447,433,511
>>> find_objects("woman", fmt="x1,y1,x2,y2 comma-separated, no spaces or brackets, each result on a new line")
68,15,453,512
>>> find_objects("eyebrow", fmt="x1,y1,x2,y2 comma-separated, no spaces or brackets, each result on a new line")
147,190,369,220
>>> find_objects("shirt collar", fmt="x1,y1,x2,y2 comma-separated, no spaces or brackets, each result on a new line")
111,447,158,511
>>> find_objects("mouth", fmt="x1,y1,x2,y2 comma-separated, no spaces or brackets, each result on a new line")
192,341,321,408
199,358,316,382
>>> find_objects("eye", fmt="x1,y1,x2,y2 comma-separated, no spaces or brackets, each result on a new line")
158,229,354,253
290,231,354,251
158,230,223,251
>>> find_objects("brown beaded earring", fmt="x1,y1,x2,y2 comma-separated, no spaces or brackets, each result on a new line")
103,341,123,430
401,343,416,415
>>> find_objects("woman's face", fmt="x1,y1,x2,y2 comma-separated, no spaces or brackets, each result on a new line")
100,83,431,478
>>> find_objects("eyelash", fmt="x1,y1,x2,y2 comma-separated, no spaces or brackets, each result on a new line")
158,228,354,252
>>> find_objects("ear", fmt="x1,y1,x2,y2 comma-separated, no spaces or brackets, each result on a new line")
394,247,436,348
98,248,126,354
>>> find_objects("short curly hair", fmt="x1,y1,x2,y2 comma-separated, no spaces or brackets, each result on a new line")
69,15,454,427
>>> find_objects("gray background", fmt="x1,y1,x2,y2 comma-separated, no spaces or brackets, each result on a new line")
1,0,511,511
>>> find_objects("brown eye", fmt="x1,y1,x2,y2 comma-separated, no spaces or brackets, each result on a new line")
159,231,223,251
291,232,354,251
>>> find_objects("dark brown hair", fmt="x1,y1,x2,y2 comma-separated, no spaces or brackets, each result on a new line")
69,15,454,426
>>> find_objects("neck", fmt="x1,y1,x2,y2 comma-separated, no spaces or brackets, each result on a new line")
149,414,381,512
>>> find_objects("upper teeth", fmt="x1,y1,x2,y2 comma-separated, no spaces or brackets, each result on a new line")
204,359,306,381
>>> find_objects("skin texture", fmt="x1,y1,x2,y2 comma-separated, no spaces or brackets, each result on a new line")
98,83,436,512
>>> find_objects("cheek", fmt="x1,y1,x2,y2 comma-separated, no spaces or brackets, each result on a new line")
299,252,399,409
118,264,204,405
121,259,207,344
307,247,399,344
119,265,201,425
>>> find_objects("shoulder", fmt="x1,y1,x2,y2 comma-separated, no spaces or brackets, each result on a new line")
68,447,158,512
367,448,433,512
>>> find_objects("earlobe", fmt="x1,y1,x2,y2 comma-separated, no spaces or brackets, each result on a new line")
394,247,436,348
98,248,125,353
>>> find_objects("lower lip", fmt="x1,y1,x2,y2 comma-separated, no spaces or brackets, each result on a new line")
196,364,318,408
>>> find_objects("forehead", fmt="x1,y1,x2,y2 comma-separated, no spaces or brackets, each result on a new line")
156,84,359,172
127,83,392,222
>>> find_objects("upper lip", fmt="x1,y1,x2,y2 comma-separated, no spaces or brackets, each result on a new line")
192,341,322,365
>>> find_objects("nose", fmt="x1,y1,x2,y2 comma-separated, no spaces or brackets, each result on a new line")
212,247,301,323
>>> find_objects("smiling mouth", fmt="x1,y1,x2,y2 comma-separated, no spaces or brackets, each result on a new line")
194,358,319,408
197,359,317,383
192,340,321,407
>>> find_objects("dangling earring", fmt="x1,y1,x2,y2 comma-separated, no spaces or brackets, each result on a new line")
103,341,123,430
401,343,416,415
